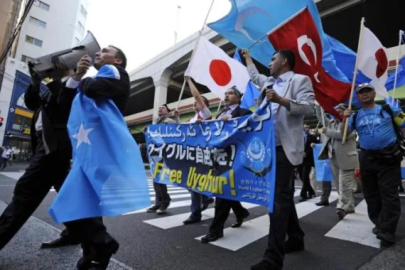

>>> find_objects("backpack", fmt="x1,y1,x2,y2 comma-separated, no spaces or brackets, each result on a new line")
352,104,405,157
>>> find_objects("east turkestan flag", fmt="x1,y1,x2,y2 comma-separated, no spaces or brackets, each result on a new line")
185,37,250,100
358,27,389,98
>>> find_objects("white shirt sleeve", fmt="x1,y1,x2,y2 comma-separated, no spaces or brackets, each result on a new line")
199,107,212,119
66,77,81,89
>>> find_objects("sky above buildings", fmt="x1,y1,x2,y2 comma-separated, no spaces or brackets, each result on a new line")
85,0,231,73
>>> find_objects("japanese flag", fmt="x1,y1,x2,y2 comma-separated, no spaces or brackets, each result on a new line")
358,27,389,98
185,37,250,100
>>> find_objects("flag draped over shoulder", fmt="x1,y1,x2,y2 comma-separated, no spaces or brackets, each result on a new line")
49,65,150,224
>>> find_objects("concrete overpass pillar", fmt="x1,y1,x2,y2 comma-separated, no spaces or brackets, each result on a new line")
152,69,172,122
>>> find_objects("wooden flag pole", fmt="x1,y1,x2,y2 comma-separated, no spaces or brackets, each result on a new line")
176,0,216,110
342,17,365,144
321,107,326,127
391,30,404,103
215,100,223,118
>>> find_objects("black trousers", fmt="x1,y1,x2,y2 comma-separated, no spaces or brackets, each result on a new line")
298,163,315,199
153,182,171,206
263,147,304,269
209,198,248,234
359,150,401,235
0,135,114,256
0,136,73,250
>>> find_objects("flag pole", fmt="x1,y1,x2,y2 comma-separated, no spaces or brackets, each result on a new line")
215,100,223,118
391,30,404,104
176,0,216,110
342,17,365,144
321,107,326,126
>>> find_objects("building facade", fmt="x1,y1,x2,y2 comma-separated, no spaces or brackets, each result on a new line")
0,0,90,160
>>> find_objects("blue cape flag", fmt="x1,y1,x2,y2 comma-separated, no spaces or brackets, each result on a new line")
49,65,150,224
312,144,334,182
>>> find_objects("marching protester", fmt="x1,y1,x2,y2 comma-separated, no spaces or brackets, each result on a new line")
146,103,179,214
0,146,13,170
181,77,214,225
342,83,404,246
60,46,130,269
315,103,358,219
200,86,251,243
298,125,319,201
0,64,80,250
242,49,315,270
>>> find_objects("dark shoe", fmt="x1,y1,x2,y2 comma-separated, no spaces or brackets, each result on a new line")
78,240,120,270
337,209,346,220
183,216,201,225
299,197,307,202
251,260,281,270
231,209,250,228
377,232,395,246
157,202,170,214
146,205,160,213
315,201,329,206
285,240,305,253
201,232,223,243
372,226,379,235
40,236,80,249
346,209,355,214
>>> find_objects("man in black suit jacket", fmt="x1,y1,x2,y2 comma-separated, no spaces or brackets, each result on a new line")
0,65,79,251
298,125,320,201
201,87,252,243
62,46,130,270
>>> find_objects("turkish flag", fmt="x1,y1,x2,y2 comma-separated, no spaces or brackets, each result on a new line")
268,7,351,117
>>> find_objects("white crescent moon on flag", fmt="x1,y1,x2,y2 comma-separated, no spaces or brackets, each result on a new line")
235,7,271,43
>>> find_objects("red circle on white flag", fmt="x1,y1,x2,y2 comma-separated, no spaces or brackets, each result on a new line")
209,59,232,86
375,48,388,79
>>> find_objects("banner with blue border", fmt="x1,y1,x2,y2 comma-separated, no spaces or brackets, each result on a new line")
145,102,276,212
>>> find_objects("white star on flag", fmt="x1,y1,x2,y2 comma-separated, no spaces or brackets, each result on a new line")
72,124,93,149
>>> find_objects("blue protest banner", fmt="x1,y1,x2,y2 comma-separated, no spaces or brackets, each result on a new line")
145,102,276,212
49,65,151,224
313,144,334,182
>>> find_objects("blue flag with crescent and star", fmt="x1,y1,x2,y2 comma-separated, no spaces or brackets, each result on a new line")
49,65,151,224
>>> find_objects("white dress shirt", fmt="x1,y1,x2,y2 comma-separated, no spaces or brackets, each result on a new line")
189,107,212,123
270,71,294,146
219,104,238,119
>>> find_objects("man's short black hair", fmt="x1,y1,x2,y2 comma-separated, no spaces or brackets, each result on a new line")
274,50,295,70
201,96,209,107
161,104,170,112
109,45,127,69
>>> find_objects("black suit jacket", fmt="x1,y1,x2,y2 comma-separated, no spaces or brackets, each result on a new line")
25,80,76,156
77,65,130,114
303,133,320,166
216,105,252,119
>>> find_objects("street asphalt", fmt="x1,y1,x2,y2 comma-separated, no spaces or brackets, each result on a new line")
0,163,404,270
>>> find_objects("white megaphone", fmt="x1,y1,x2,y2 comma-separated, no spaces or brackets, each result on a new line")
28,31,100,79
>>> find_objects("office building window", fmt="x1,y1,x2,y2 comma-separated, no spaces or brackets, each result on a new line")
77,21,85,35
33,0,50,11
25,35,43,47
29,16,46,28
21,55,33,64
80,5,87,18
